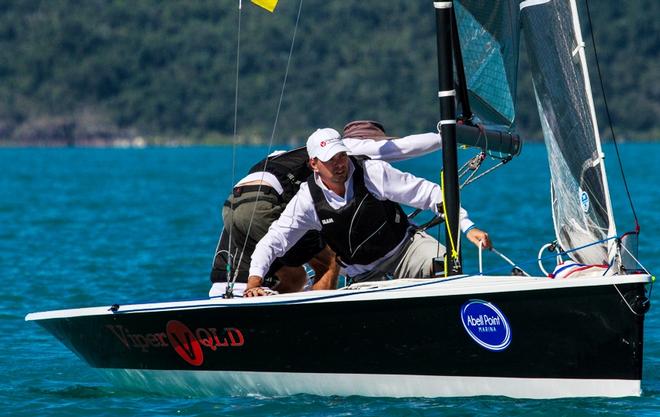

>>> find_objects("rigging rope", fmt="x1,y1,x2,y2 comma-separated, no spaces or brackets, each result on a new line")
456,123,513,189
458,152,485,188
475,235,620,277
584,0,639,232
230,0,305,287
462,157,511,188
222,0,246,295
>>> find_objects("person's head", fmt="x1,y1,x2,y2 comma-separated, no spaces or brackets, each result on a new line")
342,120,387,140
307,128,350,185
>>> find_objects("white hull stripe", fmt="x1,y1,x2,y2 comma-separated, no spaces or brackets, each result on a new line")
101,369,642,399
439,119,457,125
520,0,551,11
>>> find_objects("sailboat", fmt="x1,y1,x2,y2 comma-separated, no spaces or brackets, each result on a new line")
25,0,652,399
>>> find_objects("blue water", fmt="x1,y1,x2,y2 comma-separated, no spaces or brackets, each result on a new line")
1,143,658,416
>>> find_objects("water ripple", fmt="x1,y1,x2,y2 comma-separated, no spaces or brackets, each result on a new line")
1,145,659,417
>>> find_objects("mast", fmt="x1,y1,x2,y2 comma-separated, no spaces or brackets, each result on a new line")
434,0,462,275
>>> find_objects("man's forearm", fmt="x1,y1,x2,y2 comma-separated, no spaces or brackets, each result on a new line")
246,275,263,289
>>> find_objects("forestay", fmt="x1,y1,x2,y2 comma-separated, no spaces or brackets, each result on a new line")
520,0,616,266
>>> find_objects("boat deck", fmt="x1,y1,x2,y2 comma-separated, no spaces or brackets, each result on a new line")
25,273,652,320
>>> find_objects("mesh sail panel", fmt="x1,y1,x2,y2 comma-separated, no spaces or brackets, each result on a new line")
455,0,520,127
521,1,615,265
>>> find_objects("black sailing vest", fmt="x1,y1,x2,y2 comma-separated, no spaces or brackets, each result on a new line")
307,157,410,265
247,147,311,202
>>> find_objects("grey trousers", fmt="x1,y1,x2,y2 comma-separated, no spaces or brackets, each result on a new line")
219,189,285,281
212,188,324,284
348,230,445,283
393,230,446,278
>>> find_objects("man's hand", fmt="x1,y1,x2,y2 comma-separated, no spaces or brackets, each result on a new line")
244,275,265,297
244,275,280,297
466,227,492,250
244,286,278,297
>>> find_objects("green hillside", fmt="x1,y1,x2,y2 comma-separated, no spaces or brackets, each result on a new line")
0,0,657,145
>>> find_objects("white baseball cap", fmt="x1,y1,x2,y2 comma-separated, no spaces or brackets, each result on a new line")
306,128,350,162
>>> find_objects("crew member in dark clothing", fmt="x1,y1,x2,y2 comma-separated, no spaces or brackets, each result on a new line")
245,128,491,296
210,121,445,297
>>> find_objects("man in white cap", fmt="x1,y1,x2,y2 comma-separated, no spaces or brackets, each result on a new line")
245,128,491,296
210,121,446,297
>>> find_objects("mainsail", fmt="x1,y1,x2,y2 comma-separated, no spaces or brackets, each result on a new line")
520,0,616,265
455,0,617,266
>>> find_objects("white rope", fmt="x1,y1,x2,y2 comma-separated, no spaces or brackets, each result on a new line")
491,247,531,276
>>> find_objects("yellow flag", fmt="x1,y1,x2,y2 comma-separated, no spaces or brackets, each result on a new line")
251,0,279,12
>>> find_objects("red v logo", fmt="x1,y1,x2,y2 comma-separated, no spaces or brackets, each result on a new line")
166,320,204,366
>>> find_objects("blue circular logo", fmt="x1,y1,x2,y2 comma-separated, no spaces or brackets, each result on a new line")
460,300,511,351
579,189,590,212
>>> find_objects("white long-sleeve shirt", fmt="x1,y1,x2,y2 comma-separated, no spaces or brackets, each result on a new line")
249,159,474,278
235,132,442,191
